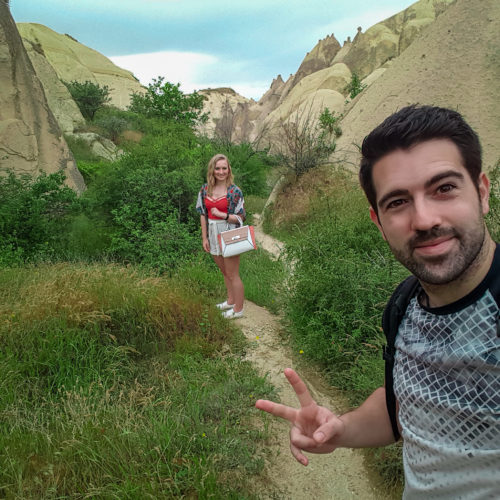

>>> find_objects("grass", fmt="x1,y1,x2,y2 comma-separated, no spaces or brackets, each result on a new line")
0,263,275,498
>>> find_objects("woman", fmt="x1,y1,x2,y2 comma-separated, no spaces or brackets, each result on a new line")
196,154,246,319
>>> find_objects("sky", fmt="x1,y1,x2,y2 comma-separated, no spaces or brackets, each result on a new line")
10,0,414,100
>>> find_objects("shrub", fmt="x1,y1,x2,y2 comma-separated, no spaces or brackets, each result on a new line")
272,105,337,177
0,171,78,262
486,160,500,241
63,80,111,120
285,172,409,400
345,73,367,99
129,77,208,127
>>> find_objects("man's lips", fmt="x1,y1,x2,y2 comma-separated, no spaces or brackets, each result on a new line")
413,236,455,256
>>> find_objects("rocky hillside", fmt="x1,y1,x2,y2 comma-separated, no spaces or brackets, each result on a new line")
0,4,85,193
201,0,458,146
335,0,500,171
17,23,144,110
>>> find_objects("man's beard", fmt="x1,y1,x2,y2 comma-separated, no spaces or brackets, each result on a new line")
388,220,486,286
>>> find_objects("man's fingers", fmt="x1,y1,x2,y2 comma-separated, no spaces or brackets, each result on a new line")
284,368,315,408
313,417,344,444
290,425,319,450
255,399,297,423
290,441,309,466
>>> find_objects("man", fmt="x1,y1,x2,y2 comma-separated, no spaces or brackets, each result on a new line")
256,105,499,499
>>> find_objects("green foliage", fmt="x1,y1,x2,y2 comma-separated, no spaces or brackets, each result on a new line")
63,80,111,120
274,106,337,177
0,171,78,263
486,160,500,241
284,172,409,399
83,121,203,272
319,107,342,137
345,73,367,99
93,114,129,142
64,134,100,162
129,76,208,127
0,263,274,498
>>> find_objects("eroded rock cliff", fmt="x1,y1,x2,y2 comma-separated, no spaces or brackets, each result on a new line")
0,3,85,193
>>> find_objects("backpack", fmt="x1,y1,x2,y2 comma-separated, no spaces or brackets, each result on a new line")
381,276,420,442
382,266,500,442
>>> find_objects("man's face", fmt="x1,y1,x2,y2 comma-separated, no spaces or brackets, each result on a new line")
369,139,490,285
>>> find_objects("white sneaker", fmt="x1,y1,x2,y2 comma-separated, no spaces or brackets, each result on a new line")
216,300,234,310
223,308,244,319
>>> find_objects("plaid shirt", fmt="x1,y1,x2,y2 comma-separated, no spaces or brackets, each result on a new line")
196,184,245,219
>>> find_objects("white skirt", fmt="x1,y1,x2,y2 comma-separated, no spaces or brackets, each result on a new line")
208,219,237,256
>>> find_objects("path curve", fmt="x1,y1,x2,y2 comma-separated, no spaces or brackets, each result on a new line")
233,219,386,499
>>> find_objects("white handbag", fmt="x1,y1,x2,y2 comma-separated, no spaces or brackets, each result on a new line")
218,215,257,257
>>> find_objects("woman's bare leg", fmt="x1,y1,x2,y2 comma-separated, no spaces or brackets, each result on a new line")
222,255,244,312
212,255,235,305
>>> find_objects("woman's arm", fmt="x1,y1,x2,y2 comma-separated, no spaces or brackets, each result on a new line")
200,215,210,253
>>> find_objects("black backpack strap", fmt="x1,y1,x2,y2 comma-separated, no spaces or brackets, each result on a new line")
382,276,420,442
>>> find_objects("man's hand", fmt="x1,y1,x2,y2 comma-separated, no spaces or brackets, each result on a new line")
255,368,345,466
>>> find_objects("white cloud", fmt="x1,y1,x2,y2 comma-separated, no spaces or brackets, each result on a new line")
109,50,270,100
109,50,218,91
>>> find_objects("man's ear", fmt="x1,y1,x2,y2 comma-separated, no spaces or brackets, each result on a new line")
478,172,490,216
369,206,386,241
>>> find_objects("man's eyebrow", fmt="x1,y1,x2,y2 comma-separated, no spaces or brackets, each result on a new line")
378,189,409,209
377,170,466,209
424,170,465,189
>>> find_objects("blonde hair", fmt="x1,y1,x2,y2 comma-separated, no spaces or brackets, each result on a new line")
206,154,234,196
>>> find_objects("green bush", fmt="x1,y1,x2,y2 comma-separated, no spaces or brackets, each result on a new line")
285,174,409,400
129,77,208,127
486,160,500,241
345,73,367,99
0,171,78,263
63,80,110,120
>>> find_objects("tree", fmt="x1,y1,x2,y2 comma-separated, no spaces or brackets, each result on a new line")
273,105,340,177
128,77,208,127
345,73,367,99
63,80,110,121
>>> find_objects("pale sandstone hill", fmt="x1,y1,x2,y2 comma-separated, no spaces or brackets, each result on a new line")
21,36,85,134
17,23,145,109
0,4,85,193
201,0,456,145
197,88,253,141
335,0,500,171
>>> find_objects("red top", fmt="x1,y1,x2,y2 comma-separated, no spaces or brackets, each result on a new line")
205,196,228,220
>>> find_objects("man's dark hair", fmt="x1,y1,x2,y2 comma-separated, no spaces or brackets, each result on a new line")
359,105,482,213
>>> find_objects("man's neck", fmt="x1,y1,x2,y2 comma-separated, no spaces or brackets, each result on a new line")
420,235,496,308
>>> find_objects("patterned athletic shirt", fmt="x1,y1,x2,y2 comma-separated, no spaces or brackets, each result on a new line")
394,244,500,499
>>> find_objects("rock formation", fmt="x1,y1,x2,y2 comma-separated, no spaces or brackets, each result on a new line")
335,0,500,171
17,23,145,109
199,0,458,146
0,2,85,193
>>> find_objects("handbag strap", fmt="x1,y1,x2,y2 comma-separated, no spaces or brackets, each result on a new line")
234,215,243,227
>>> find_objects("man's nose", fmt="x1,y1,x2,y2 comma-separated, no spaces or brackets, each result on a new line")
410,199,442,231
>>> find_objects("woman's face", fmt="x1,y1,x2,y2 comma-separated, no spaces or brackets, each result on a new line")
214,158,229,182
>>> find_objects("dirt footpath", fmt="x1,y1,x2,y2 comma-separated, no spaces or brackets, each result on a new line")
234,217,387,499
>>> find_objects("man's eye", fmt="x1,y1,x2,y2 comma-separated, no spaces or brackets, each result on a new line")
386,199,406,209
438,183,455,194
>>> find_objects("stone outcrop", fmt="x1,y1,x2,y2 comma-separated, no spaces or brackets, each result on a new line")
197,88,253,142
290,34,342,90
21,36,85,134
0,3,85,193
17,23,145,109
199,0,457,146
342,0,456,79
335,0,500,171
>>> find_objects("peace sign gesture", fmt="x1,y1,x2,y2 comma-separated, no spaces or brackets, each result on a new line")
255,368,346,466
